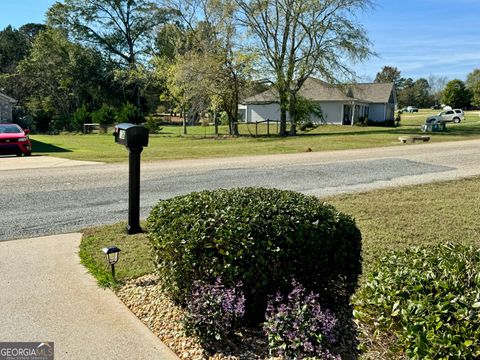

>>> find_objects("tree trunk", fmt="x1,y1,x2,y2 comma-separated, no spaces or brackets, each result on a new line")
183,108,187,135
229,118,239,136
279,110,287,136
279,88,289,136
288,92,297,136
214,109,218,136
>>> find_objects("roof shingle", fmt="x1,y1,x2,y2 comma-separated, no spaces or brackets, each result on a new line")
243,77,395,104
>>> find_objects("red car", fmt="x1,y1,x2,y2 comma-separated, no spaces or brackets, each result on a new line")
0,123,32,156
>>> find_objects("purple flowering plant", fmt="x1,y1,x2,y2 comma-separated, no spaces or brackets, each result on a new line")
183,277,245,346
264,279,340,359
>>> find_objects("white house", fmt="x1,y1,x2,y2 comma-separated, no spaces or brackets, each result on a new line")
0,92,16,123
239,77,397,125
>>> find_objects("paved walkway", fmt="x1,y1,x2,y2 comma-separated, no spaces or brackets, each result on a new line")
0,233,178,360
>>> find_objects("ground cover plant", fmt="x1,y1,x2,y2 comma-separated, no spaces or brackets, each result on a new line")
183,277,246,349
30,110,480,163
264,279,340,359
354,243,480,359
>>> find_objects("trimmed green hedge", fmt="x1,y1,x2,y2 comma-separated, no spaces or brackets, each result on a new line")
354,243,480,359
147,187,362,323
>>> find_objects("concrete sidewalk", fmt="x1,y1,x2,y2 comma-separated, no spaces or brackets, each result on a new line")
0,233,178,360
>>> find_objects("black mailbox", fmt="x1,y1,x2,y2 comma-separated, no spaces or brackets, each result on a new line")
114,123,149,148
114,122,149,234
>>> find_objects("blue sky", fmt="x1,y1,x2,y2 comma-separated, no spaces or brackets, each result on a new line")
355,0,480,81
1,0,479,82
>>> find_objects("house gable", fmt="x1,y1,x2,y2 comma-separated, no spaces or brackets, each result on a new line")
0,92,16,123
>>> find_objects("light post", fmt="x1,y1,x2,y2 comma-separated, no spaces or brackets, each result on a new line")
102,246,121,280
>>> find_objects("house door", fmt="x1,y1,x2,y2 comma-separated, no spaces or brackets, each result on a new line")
343,105,352,125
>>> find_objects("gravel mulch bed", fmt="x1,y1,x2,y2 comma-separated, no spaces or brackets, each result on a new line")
116,274,280,360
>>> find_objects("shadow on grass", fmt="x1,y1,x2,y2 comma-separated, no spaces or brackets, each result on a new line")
241,124,480,139
31,139,72,153
151,122,480,140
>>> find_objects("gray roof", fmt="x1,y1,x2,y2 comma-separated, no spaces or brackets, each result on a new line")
243,77,395,104
0,92,16,104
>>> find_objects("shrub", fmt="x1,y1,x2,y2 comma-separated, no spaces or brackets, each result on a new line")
49,115,70,134
384,119,395,127
147,187,362,323
33,110,52,133
294,96,324,126
355,115,368,126
354,243,480,359
183,277,245,348
300,121,318,131
72,105,91,131
219,111,229,125
116,102,144,124
264,279,340,359
394,110,402,126
144,115,163,134
92,104,116,125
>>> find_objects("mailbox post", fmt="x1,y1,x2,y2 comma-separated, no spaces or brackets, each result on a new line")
114,123,149,234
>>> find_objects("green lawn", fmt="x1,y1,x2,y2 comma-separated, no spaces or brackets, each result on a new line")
80,176,480,285
80,222,154,287
31,110,480,162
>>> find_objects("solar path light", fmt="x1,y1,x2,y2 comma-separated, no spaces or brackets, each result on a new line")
102,246,121,280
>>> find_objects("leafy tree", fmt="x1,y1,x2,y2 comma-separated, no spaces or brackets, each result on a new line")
396,78,432,108
235,0,373,135
19,23,48,44
466,69,480,107
154,56,190,134
374,66,401,87
412,78,433,108
157,0,253,136
18,28,108,119
441,79,471,109
47,0,172,106
396,78,414,108
0,24,47,107
0,25,29,73
115,102,145,124
155,23,186,58
174,53,214,123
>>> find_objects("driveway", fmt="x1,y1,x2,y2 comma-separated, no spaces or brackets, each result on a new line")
0,154,102,170
1,139,479,241
0,233,178,360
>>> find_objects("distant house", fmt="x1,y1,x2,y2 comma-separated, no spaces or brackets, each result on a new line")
0,92,16,123
239,77,397,125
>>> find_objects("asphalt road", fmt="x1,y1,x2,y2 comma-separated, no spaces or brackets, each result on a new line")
1,139,479,241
